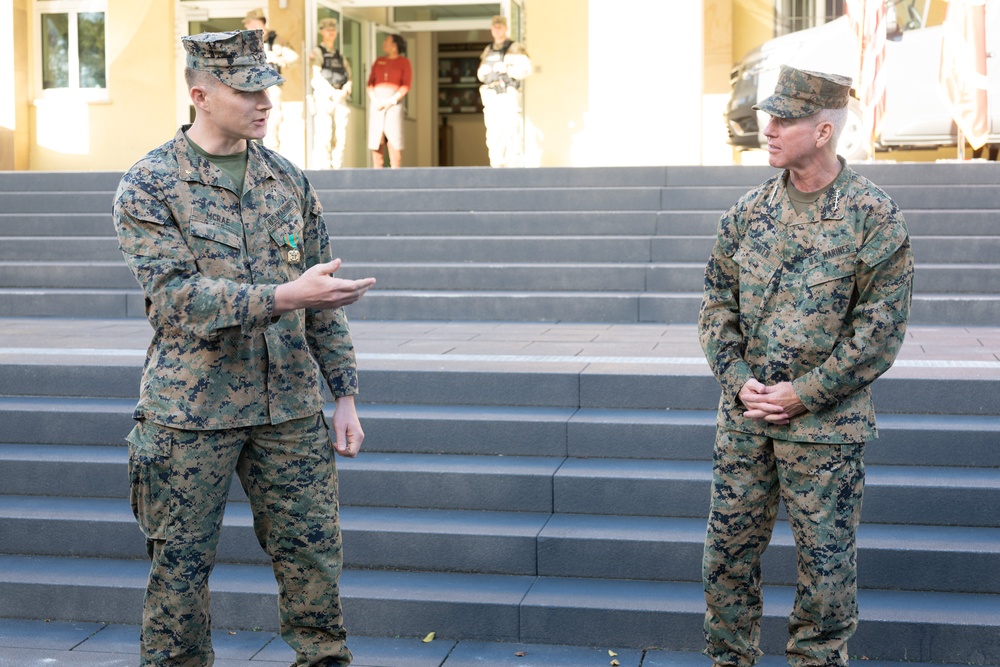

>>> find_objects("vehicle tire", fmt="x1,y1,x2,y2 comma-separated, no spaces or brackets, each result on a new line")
837,99,872,162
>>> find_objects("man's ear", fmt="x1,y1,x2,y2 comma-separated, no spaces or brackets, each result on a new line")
815,119,835,148
190,86,209,112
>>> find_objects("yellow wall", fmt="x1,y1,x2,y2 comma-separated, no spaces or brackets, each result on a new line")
731,0,772,63
521,0,588,167
30,0,177,171
0,0,29,170
522,0,715,166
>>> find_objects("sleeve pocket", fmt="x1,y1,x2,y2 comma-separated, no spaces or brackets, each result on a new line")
116,186,170,226
859,222,908,268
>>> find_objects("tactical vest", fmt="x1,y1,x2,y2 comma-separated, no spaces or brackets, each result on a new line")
482,40,520,91
264,30,281,74
319,45,349,89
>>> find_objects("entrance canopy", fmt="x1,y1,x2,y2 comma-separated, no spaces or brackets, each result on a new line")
338,1,502,31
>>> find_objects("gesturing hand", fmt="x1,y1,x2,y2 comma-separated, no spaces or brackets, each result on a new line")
274,258,376,315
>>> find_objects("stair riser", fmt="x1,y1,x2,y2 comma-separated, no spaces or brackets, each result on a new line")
4,165,996,194
4,451,991,526
3,514,995,596
4,410,997,469
0,262,994,296
0,214,113,237
3,183,996,218
0,265,138,289
322,189,666,213
2,209,990,240
537,537,1000,594
552,476,1000,527
2,369,997,416
0,516,540,576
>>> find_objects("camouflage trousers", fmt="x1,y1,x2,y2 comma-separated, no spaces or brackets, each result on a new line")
127,413,351,667
703,429,864,667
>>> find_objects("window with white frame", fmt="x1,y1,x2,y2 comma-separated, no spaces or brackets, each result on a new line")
774,0,845,36
35,0,108,96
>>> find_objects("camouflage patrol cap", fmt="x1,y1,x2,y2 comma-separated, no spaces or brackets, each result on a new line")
183,30,284,92
491,15,507,26
754,65,852,119
319,18,339,30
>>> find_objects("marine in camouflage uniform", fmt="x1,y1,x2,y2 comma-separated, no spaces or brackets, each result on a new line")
113,30,375,667
698,66,913,666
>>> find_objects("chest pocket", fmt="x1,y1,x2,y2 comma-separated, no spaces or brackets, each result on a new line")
797,249,858,326
187,218,244,279
190,220,242,249
733,244,780,331
803,251,857,288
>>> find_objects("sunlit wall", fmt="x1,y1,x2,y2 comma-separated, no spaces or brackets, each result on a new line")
29,0,177,171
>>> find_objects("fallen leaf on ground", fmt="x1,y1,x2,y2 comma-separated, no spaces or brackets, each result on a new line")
422,631,435,643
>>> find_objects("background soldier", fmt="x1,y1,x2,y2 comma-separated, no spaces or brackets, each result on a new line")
113,29,375,666
698,65,913,665
243,8,298,152
477,15,531,167
310,17,352,169
309,18,351,169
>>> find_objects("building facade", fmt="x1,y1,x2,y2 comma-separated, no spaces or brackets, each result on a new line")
0,0,943,172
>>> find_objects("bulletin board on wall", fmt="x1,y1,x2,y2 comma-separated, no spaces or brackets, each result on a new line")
438,44,483,115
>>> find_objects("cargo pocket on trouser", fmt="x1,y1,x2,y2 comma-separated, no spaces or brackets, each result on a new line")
126,420,174,558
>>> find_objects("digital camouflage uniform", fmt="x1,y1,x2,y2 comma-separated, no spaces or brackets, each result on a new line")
698,66,914,666
113,30,355,667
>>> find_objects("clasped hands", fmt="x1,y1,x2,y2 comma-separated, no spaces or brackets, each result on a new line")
739,378,807,426
274,258,376,315
371,95,397,111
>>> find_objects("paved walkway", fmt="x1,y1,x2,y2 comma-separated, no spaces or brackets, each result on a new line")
3,617,992,667
1,318,997,380
0,616,704,666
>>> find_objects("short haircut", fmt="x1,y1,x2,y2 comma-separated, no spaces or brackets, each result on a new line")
184,67,219,91
815,106,849,147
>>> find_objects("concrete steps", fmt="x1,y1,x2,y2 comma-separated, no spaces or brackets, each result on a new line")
1,165,999,324
0,345,998,661
1,554,998,660
1,163,999,661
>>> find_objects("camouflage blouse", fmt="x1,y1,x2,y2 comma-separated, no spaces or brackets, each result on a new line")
699,159,914,444
113,126,357,430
